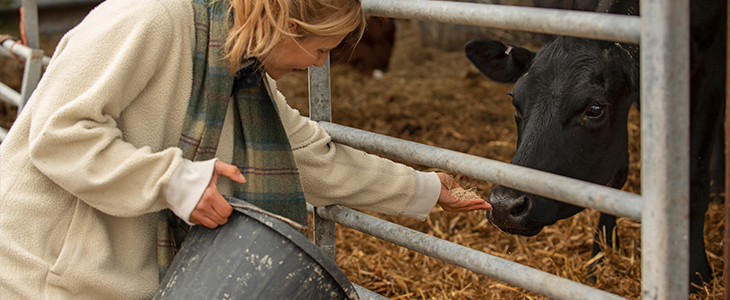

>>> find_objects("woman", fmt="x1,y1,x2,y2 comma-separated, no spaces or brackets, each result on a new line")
0,0,491,298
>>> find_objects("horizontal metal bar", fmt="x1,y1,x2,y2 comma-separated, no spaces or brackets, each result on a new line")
1,40,51,67
0,42,13,58
316,205,628,300
0,82,22,107
319,122,642,221
362,0,641,44
1,40,33,60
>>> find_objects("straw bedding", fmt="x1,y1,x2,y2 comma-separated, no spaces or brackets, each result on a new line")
1,17,724,300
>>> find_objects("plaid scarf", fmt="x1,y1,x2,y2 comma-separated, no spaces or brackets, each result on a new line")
157,0,307,282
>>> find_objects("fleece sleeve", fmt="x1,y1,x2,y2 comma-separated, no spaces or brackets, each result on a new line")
25,0,186,217
265,77,440,220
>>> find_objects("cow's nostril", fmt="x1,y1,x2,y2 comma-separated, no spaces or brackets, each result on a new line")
510,195,530,217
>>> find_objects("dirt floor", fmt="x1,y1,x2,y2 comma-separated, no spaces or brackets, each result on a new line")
0,13,725,300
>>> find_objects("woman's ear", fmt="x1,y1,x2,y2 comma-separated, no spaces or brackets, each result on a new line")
288,20,297,32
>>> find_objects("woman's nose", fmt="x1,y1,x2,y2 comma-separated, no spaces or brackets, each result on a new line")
312,54,328,67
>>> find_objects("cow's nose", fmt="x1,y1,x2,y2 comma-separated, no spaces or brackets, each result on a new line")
488,186,533,227
508,194,531,217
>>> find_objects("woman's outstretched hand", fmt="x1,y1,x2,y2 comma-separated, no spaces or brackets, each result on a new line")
189,160,246,228
436,173,492,212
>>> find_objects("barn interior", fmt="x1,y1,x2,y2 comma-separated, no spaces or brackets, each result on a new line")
0,1,725,299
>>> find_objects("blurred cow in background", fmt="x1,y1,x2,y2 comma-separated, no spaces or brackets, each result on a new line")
330,17,396,79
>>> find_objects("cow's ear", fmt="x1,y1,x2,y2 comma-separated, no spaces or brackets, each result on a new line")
603,43,640,92
465,39,536,83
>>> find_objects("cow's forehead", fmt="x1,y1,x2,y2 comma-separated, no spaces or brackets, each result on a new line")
513,64,600,122
515,65,588,97
512,37,616,113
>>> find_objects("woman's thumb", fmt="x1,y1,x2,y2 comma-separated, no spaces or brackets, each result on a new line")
215,160,246,183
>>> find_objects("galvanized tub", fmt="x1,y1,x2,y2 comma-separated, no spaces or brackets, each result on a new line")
155,198,359,300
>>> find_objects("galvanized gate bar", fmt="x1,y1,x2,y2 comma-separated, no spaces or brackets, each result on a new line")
362,0,641,44
0,0,45,140
0,82,22,107
316,205,628,300
318,121,643,221
0,40,52,67
639,0,690,299
0,40,44,113
307,58,338,260
308,58,332,123
18,53,43,113
1,39,52,109
21,0,40,49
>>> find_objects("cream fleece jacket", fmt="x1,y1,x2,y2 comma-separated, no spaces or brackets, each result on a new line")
0,0,439,298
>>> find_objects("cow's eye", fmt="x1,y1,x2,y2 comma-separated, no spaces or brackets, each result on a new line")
513,109,524,126
586,104,604,118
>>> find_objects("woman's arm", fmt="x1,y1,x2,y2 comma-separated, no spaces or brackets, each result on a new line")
26,0,192,217
266,77,489,220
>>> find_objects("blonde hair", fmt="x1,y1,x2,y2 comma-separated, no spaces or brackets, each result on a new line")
225,0,366,72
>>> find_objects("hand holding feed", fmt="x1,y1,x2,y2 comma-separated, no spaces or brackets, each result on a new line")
436,173,492,212
189,160,246,228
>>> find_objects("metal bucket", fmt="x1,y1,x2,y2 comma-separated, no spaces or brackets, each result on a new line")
155,198,359,300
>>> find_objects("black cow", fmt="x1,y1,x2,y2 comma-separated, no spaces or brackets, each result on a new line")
464,0,726,293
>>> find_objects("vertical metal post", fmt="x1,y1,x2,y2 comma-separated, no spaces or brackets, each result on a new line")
308,57,337,259
640,0,690,299
21,0,40,49
19,0,42,113
19,48,43,112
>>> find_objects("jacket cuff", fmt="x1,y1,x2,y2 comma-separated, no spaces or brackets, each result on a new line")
165,158,217,225
400,171,440,221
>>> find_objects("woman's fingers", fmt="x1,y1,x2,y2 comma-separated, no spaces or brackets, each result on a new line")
436,172,492,212
439,197,492,212
190,184,232,228
211,191,233,218
188,160,246,229
449,198,492,211
189,199,230,228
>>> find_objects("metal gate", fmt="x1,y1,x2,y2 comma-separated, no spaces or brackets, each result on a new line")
0,0,49,141
307,0,691,299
